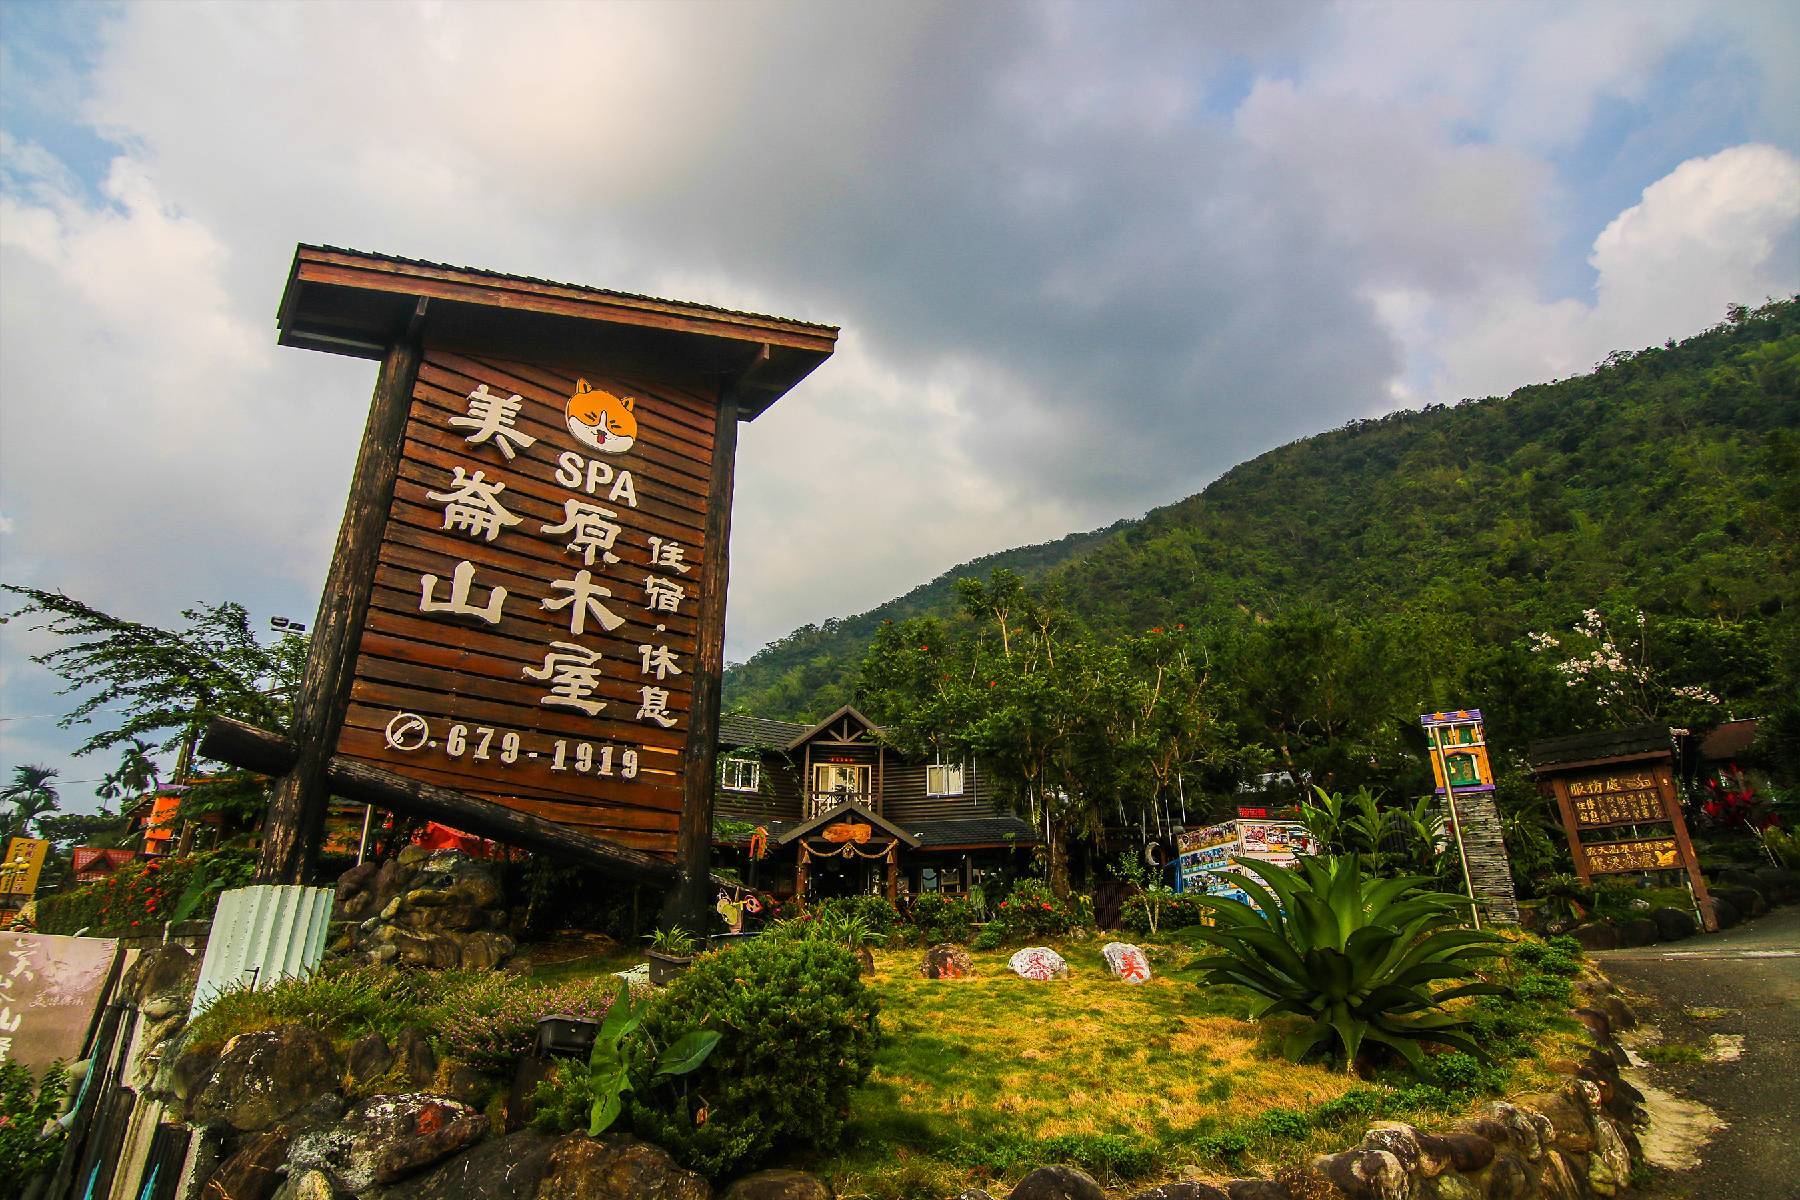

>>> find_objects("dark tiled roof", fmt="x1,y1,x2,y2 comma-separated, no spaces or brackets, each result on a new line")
1527,725,1672,769
305,245,839,333
902,816,1040,848
719,713,810,751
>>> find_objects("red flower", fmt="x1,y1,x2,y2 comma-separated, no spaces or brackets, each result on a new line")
1041,903,1052,910
999,901,1008,909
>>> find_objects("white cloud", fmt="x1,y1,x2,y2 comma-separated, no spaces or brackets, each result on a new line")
1402,144,1800,403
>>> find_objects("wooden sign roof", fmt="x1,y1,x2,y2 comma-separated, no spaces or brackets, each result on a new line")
277,246,837,420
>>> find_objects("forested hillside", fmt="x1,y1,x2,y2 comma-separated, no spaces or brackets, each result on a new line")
725,299,1799,734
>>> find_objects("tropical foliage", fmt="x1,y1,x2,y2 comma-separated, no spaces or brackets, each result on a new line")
1186,855,1507,1076
727,300,1799,809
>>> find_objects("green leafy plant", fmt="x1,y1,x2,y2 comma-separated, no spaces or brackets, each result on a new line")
1186,854,1507,1077
647,927,699,957
906,893,978,944
627,937,879,1177
986,879,1086,942
0,1061,68,1181
535,979,720,1136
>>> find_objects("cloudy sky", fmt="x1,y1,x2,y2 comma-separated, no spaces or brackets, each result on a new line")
2,0,1797,806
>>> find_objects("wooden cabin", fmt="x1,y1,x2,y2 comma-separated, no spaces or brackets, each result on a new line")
712,705,1037,903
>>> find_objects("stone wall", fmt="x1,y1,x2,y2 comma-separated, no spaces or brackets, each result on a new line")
332,848,516,971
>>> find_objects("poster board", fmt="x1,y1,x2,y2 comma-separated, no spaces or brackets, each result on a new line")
0,932,120,1073
1,838,48,902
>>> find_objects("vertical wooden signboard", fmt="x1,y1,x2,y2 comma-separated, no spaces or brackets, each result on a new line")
255,247,836,928
1529,727,1715,931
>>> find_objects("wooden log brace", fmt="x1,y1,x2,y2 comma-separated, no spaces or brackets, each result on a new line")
206,716,675,884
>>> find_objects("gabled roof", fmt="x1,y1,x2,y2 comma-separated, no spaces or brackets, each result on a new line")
719,712,810,752
775,801,920,848
785,704,885,751
1527,725,1672,771
276,245,837,419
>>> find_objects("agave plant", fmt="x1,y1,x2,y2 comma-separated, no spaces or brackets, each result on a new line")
1187,854,1506,1077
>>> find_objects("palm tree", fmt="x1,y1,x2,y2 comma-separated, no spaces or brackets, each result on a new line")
1,764,61,840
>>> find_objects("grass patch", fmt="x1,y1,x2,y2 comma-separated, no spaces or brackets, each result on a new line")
1641,1042,1709,1064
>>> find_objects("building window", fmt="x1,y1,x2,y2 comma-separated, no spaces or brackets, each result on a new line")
720,756,760,792
926,757,965,797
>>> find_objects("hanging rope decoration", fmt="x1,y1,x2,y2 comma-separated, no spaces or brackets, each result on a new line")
797,839,897,863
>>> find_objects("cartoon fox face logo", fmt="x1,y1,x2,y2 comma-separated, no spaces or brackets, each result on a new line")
564,379,637,454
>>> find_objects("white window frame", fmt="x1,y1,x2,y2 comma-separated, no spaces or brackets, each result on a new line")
720,755,761,792
925,756,965,798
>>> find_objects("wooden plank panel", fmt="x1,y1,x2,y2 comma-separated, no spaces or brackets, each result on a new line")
431,353,719,453
335,346,719,857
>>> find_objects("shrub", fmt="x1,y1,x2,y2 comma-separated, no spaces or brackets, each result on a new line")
820,894,901,934
970,925,1003,950
0,1061,67,1181
1187,854,1507,1077
986,879,1087,942
36,848,255,936
433,973,621,1070
627,937,879,1177
907,893,978,944
1118,891,1207,934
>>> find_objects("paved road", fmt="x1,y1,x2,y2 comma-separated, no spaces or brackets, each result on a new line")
1591,905,1800,1200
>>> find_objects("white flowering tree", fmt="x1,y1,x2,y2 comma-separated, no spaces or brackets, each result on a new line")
1527,607,1721,725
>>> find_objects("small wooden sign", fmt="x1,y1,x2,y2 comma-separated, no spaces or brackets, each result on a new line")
0,838,48,899
823,822,871,844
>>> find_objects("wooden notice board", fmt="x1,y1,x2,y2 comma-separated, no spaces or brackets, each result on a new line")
261,246,836,894
1529,732,1715,931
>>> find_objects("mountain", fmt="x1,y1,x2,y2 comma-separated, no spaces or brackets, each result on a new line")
724,299,1800,721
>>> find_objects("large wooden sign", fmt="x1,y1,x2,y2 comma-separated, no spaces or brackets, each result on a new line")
246,247,835,926
1528,726,1715,930
337,350,714,852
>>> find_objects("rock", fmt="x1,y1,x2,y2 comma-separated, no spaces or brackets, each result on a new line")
384,1129,559,1200
287,1093,486,1192
170,1041,223,1102
1615,917,1658,947
1574,1080,1632,1194
461,930,517,971
1007,947,1070,981
1318,1149,1409,1200
347,1033,395,1085
1223,1184,1292,1200
1417,1175,1480,1200
1481,1153,1533,1200
134,943,200,1003
1484,1102,1553,1161
1532,1091,1594,1154
201,1128,292,1200
1101,942,1152,983
274,1169,338,1200
1007,1165,1104,1200
920,943,975,979
1711,896,1741,929
1127,1184,1229,1200
507,1056,556,1132
1649,907,1696,940
398,845,432,866
1359,1124,1425,1175
534,1134,710,1200
954,1193,995,1200
720,1168,832,1200
187,1026,344,1132
392,929,465,970
1435,1132,1494,1173
395,1027,438,1087
1569,922,1619,951
446,1064,499,1108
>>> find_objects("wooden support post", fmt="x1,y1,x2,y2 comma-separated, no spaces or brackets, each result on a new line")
660,388,739,933
885,843,898,904
257,323,422,884
1656,761,1717,931
1548,776,1593,884
795,843,809,911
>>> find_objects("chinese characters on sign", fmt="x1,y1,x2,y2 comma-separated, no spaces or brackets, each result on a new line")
1566,771,1666,828
334,350,718,852
1583,838,1681,875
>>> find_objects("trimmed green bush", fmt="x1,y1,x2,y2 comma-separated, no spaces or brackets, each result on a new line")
987,879,1088,941
36,848,254,936
906,893,978,944
1118,891,1207,934
627,937,879,1177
